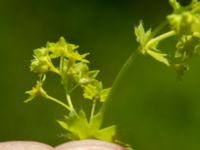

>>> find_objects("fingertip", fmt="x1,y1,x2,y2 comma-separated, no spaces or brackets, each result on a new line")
0,141,53,150
55,139,126,150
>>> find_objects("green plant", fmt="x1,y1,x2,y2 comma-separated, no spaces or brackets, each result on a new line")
25,0,200,149
134,0,200,71
114,0,200,86
25,37,115,141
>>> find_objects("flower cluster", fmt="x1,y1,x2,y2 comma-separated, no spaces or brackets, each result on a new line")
134,0,200,76
25,37,114,142
168,0,200,60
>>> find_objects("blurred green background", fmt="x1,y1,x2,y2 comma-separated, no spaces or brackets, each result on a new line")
1,0,200,149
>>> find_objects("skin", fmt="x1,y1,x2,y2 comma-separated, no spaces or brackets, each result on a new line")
0,141,53,150
0,140,126,150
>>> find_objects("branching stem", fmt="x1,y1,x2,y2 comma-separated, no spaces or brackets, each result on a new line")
66,93,75,112
100,22,174,114
100,48,140,113
146,30,176,48
45,95,71,111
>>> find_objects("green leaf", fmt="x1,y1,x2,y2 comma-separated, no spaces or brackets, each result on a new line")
58,111,87,140
146,49,170,66
95,125,116,142
89,113,103,131
134,22,151,52
57,120,68,130
58,111,116,142
100,88,111,102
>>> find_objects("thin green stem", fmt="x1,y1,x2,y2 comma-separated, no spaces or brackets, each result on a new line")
48,57,60,75
60,56,64,71
66,93,75,111
39,74,46,83
60,56,65,85
90,99,97,121
60,56,76,113
146,30,176,48
60,56,68,91
45,95,71,111
100,48,140,113
69,83,79,94
100,21,173,114
150,20,168,38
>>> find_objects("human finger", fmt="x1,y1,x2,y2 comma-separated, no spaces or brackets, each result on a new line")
0,141,53,150
55,139,125,150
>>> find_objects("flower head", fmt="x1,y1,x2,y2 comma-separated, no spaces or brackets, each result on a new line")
30,48,59,74
47,37,89,63
24,81,47,103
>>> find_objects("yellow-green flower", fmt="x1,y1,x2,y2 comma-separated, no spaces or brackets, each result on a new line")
82,80,111,102
24,81,47,103
30,48,59,74
47,37,89,63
